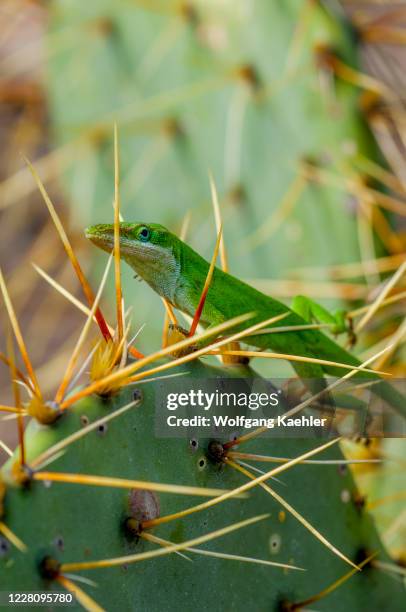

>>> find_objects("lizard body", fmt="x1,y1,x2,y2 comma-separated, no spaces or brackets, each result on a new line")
86,222,406,418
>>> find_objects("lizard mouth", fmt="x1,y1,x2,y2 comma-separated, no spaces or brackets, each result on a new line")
85,227,114,254
85,225,154,260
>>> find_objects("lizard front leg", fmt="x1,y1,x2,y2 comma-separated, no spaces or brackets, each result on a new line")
167,323,249,364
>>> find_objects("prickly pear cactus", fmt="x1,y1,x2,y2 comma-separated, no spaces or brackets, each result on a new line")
1,358,405,611
1,2,404,610
47,0,383,342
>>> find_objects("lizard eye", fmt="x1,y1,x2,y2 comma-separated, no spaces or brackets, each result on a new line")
138,227,151,242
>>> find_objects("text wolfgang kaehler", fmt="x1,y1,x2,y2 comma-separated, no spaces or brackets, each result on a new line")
165,389,327,430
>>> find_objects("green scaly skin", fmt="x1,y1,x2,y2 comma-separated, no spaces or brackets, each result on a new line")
85,222,406,418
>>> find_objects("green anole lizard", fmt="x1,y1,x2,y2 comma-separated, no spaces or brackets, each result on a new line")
85,222,406,419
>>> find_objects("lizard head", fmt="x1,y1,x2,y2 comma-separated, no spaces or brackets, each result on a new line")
85,222,181,299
